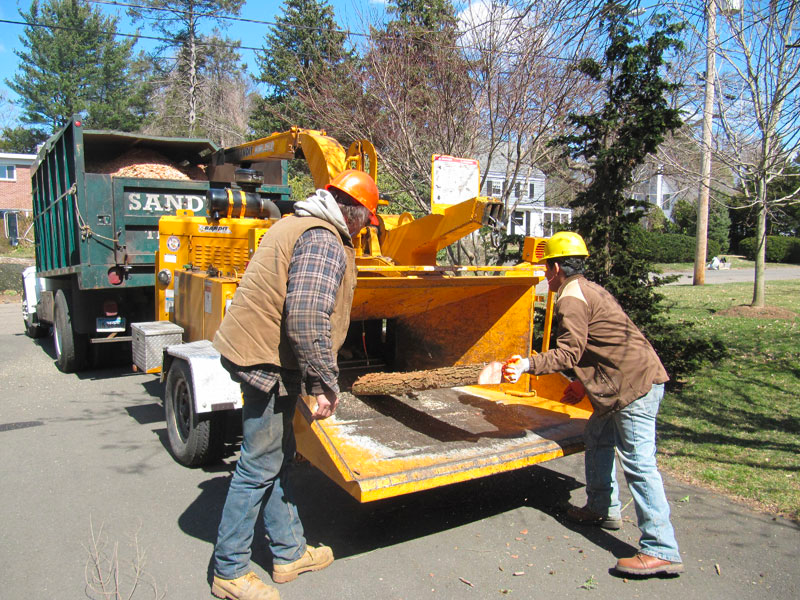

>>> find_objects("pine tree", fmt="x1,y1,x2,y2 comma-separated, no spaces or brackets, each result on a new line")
251,0,350,136
553,2,725,379
9,0,147,134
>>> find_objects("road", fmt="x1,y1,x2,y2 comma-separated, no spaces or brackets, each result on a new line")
0,302,797,600
661,266,800,285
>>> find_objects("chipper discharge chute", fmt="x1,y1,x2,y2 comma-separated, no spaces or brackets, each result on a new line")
152,127,592,502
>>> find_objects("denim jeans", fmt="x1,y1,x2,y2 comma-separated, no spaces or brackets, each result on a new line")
583,383,681,563
214,381,307,579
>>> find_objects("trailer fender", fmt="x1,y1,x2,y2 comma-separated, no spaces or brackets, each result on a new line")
163,340,242,414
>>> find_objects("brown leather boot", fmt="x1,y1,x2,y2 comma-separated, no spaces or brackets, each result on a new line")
272,545,334,583
211,571,280,600
566,504,622,530
615,553,684,576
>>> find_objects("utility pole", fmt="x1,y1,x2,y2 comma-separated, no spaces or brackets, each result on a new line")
694,0,717,286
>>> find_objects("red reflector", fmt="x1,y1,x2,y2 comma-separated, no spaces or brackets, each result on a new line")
103,299,118,316
107,267,124,285
75,120,82,127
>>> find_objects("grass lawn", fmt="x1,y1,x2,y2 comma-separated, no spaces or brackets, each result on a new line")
658,280,800,521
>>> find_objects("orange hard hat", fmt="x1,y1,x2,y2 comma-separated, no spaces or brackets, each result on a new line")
326,169,379,225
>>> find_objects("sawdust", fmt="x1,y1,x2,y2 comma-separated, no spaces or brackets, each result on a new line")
86,148,207,180
715,305,797,319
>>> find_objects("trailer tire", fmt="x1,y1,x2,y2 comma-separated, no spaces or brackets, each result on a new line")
165,359,224,467
53,289,88,373
22,283,48,339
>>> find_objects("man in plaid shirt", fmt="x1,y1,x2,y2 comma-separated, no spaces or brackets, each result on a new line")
210,170,379,600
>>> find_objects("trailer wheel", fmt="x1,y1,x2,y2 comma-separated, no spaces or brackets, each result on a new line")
165,359,224,467
53,289,88,373
22,283,48,339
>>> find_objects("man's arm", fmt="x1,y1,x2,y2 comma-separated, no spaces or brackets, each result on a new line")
529,296,589,375
284,228,347,418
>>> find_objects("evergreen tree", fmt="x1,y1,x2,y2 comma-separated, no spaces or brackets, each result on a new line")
251,0,350,136
9,0,147,134
553,2,724,379
0,127,47,154
671,195,731,253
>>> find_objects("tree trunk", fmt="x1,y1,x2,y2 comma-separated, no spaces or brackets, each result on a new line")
751,195,767,307
351,364,487,396
187,14,198,136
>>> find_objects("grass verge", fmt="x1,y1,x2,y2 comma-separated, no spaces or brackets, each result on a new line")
659,280,800,521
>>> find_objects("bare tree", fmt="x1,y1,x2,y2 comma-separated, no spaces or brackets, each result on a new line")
294,0,604,264
128,0,244,137
710,1,800,306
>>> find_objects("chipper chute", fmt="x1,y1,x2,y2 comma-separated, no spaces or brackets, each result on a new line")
290,267,592,502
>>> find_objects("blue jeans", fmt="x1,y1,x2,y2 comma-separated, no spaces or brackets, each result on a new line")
584,383,681,563
214,382,307,579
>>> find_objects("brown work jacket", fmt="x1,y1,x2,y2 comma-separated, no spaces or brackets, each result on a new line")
530,275,669,414
213,215,356,372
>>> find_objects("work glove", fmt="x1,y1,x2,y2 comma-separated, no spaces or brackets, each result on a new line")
502,354,530,383
560,379,586,405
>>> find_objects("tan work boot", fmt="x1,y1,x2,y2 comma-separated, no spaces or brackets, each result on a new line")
272,545,334,583
211,571,280,600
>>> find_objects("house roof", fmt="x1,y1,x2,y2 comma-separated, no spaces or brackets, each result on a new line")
0,153,36,165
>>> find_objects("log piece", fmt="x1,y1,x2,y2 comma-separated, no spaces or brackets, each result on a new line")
351,364,488,396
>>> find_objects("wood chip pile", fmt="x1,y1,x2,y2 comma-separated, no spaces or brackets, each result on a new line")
86,148,207,180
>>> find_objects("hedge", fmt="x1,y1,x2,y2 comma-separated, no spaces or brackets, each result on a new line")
629,229,722,263
739,236,800,263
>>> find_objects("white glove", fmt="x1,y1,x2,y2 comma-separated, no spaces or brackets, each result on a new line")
502,354,530,383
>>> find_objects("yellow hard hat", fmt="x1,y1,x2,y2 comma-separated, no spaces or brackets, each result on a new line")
541,231,590,261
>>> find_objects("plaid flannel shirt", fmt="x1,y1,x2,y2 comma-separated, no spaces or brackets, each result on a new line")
227,227,347,396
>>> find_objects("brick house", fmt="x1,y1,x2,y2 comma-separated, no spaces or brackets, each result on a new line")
1,152,35,244
0,152,35,213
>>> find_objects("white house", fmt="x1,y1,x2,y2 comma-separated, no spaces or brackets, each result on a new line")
480,164,572,237
631,167,685,220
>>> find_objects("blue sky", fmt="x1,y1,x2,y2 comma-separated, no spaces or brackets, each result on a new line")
0,0,391,120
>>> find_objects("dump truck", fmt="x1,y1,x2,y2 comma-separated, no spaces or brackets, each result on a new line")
21,118,290,372
135,127,592,503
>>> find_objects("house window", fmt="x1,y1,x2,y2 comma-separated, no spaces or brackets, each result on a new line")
514,182,521,198
529,182,535,198
0,165,16,181
512,211,524,227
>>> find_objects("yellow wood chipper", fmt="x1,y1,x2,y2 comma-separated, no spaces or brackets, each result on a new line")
139,127,592,502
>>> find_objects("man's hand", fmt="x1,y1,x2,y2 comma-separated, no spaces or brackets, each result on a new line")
560,379,586,405
502,355,531,383
313,389,339,420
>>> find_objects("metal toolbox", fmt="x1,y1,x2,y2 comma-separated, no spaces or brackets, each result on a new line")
131,321,184,373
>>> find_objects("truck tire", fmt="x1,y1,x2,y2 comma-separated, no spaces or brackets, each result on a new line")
22,282,48,339
165,359,224,467
53,289,88,373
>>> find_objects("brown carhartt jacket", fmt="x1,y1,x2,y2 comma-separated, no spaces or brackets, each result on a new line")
213,215,356,376
529,275,668,414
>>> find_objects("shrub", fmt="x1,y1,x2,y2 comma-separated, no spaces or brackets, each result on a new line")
739,236,800,263
629,228,721,263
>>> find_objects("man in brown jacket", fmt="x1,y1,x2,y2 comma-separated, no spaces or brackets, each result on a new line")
210,170,378,600
503,231,682,577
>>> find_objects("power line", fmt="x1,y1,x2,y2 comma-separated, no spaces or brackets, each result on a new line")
87,0,371,38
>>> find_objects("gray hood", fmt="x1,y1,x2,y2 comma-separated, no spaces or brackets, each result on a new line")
293,189,351,241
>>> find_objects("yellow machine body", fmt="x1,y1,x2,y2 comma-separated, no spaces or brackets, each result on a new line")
156,129,591,502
